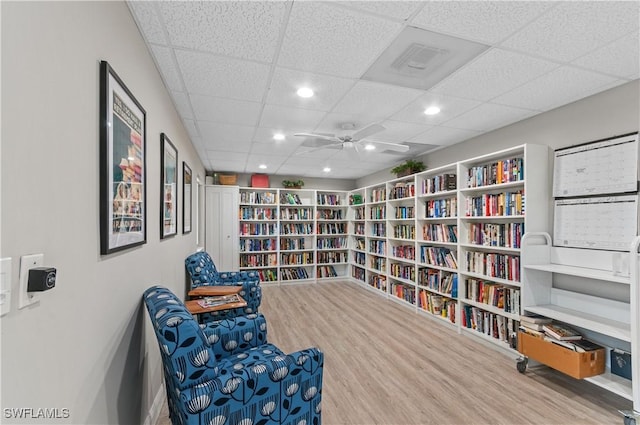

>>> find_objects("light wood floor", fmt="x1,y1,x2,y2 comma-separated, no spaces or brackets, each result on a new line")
156,280,631,424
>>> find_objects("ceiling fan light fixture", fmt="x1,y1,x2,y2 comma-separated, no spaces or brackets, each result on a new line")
364,144,376,151
424,106,441,115
273,133,285,141
296,87,314,98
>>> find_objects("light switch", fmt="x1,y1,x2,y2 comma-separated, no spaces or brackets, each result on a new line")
18,254,43,309
0,258,11,316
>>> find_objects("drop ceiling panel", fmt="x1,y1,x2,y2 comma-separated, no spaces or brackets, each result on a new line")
127,2,168,45
492,66,622,112
183,119,200,141
500,1,640,62
314,113,388,136
336,1,424,21
266,68,355,112
252,127,308,143
176,50,271,101
431,48,558,102
259,104,326,130
157,1,287,62
411,1,554,44
206,151,248,163
370,120,431,143
246,154,287,169
197,122,255,145
572,31,640,79
391,93,481,125
443,103,536,132
410,126,481,146
171,92,194,120
278,2,403,78
332,81,423,118
208,158,246,173
250,140,302,156
191,95,262,126
292,147,341,160
151,45,184,92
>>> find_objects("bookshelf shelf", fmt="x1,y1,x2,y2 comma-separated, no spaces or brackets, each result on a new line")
523,263,630,285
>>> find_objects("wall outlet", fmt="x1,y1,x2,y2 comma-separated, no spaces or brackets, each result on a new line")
18,254,43,309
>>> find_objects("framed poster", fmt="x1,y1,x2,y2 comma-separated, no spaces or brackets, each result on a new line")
182,162,192,234
161,133,178,239
99,61,146,255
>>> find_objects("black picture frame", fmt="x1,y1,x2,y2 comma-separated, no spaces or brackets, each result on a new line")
182,162,192,234
99,61,147,255
161,133,178,239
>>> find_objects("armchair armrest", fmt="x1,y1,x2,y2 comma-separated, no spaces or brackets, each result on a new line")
200,313,268,362
178,348,324,424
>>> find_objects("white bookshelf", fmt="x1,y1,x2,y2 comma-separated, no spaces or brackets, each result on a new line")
521,232,639,408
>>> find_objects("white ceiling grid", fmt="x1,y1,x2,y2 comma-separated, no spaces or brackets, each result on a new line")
127,0,640,179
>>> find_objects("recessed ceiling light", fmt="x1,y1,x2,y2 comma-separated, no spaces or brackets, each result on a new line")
424,106,441,115
297,87,314,98
259,164,267,169
323,167,331,173
364,144,376,151
273,133,285,141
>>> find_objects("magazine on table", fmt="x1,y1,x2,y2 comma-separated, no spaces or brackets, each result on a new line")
197,294,241,308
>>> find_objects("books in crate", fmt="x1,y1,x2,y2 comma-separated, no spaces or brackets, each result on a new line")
519,315,604,353
197,294,241,308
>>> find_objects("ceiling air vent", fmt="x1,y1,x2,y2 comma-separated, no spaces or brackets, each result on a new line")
362,26,488,91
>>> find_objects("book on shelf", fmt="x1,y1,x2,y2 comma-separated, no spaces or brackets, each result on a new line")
519,326,545,339
520,321,546,332
197,294,241,308
520,314,553,325
542,323,582,341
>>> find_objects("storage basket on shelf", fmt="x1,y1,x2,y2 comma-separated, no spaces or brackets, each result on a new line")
219,174,237,185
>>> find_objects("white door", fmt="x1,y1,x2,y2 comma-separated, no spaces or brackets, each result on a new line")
205,185,239,270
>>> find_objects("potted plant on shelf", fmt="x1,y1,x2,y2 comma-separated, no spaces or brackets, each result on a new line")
282,179,304,189
391,159,426,178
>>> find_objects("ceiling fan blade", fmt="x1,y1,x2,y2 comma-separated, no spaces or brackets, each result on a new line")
352,123,385,141
294,132,340,143
367,140,410,152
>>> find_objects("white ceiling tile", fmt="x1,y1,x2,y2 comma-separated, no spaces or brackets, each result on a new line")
208,158,246,173
276,162,326,177
292,146,340,160
501,2,640,62
190,95,262,126
335,1,424,21
492,66,621,111
206,151,247,165
150,45,184,92
176,50,270,101
157,1,287,62
411,2,554,44
572,31,640,79
278,2,403,78
409,126,481,146
128,2,168,45
391,93,481,125
198,121,255,144
253,127,308,144
442,103,537,132
369,120,431,143
259,104,327,130
250,140,302,156
246,154,287,169
183,119,200,140
327,150,400,165
202,138,253,154
333,81,423,118
431,48,558,101
266,68,355,112
171,92,194,120
314,113,388,136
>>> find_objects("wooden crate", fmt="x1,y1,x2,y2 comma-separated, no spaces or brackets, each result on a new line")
518,331,605,379
219,174,237,185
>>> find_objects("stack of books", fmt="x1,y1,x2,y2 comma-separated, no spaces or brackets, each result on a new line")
520,315,603,353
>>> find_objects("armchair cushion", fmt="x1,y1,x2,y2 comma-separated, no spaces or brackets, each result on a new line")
143,285,323,425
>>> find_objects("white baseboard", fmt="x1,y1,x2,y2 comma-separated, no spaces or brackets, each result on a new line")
143,383,166,425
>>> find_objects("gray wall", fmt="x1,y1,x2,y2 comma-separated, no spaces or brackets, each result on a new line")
234,173,356,190
1,2,204,424
357,80,640,188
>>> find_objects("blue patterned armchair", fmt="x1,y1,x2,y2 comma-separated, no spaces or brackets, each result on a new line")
185,251,261,321
143,286,323,425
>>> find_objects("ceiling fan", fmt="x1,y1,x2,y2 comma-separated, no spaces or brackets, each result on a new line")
294,123,409,154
